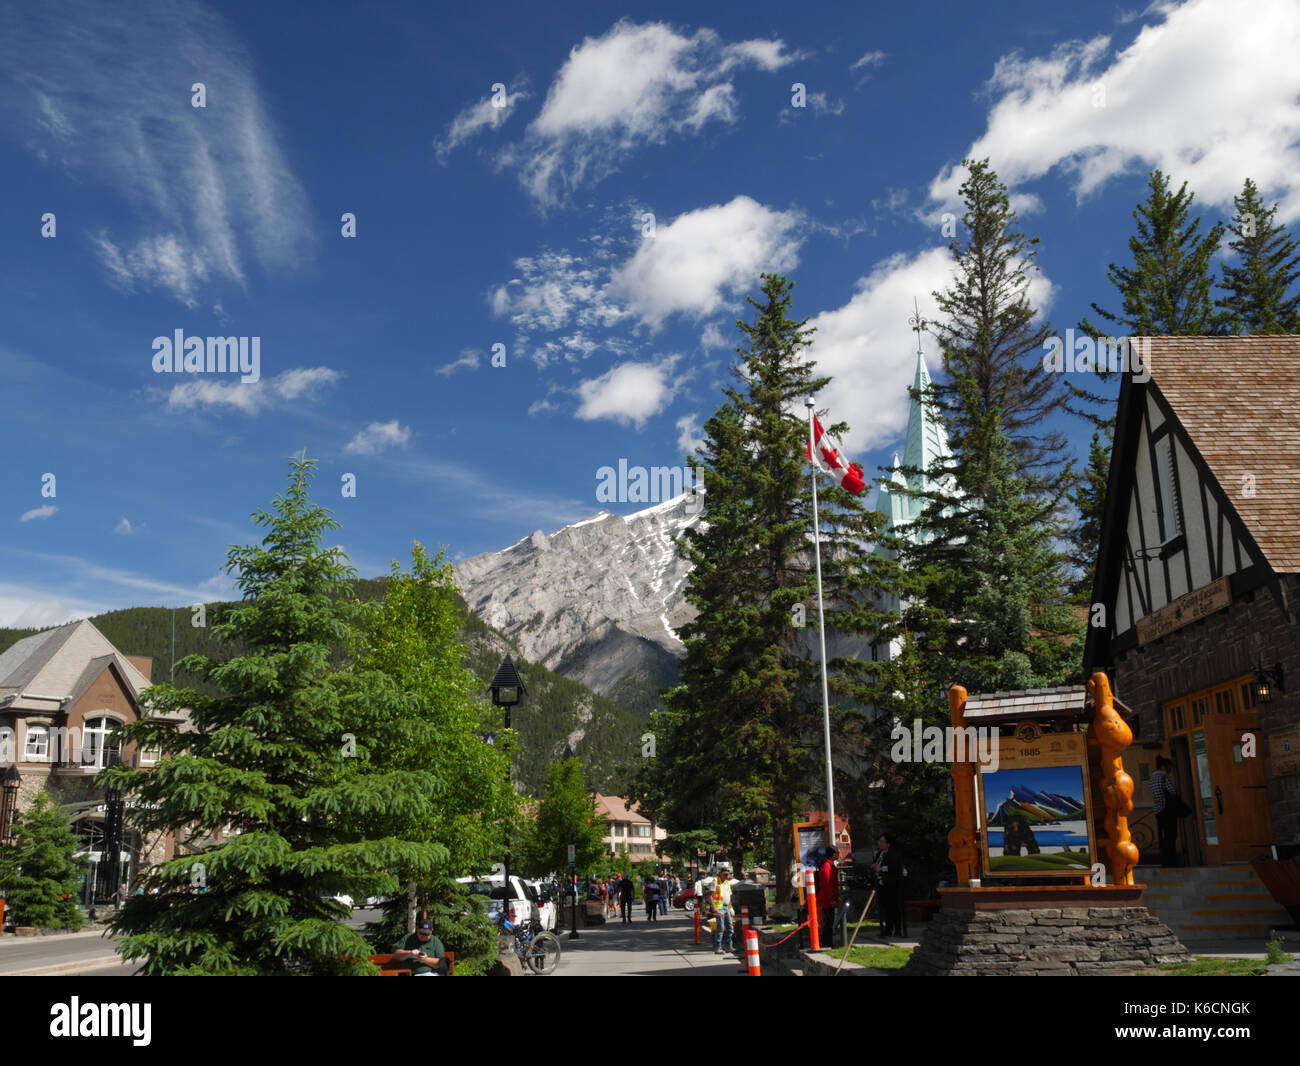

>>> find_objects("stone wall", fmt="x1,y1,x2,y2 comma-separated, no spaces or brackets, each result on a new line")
1113,573,1300,846
903,907,1189,976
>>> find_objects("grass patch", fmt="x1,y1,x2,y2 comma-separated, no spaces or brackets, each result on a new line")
825,944,913,971
1142,957,1266,977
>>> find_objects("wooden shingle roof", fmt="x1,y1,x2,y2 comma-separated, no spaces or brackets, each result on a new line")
1149,336,1300,573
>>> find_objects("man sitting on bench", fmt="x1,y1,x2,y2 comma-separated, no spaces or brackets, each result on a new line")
393,919,446,976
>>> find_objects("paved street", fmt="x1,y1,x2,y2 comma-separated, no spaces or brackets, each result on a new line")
0,928,124,976
552,906,749,976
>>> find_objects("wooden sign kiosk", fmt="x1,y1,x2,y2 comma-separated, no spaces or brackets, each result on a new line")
905,672,1189,975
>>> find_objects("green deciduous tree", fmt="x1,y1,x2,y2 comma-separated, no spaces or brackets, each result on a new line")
106,456,446,975
0,791,85,930
1217,177,1300,334
518,757,605,878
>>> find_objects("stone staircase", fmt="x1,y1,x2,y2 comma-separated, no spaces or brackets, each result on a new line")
1136,864,1294,941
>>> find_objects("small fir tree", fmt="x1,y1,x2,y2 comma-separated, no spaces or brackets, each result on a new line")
0,791,85,930
1217,177,1300,334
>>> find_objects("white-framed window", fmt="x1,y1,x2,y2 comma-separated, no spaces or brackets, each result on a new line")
24,723,49,760
138,743,160,765
81,717,123,770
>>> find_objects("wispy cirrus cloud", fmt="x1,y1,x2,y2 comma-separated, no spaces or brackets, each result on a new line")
498,20,802,207
19,505,57,523
435,77,532,161
0,0,314,305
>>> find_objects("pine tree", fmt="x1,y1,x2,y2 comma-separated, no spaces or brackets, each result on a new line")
1081,169,1230,338
0,791,85,930
1217,178,1300,334
634,274,904,902
908,162,1082,694
1067,429,1112,603
106,456,447,975
927,158,1067,489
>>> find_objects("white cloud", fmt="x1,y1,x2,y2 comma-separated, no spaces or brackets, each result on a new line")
94,232,209,307
0,0,314,304
803,246,1056,458
114,517,135,535
610,196,802,329
700,322,730,351
344,420,412,456
676,413,705,455
436,350,480,376
503,20,799,206
19,505,57,523
435,79,531,161
925,0,1300,222
851,50,887,71
0,585,105,628
576,359,680,427
490,250,625,334
165,367,341,414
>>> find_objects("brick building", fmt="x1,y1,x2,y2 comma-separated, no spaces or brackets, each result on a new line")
1085,337,1300,865
0,619,183,903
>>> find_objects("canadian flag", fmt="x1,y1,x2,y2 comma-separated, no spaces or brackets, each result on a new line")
806,414,866,495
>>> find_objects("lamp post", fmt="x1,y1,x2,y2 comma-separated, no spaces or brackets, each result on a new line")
1253,659,1285,705
567,827,579,940
489,655,526,890
0,764,20,846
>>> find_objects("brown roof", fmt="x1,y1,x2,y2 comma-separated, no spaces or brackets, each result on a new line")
593,793,650,825
1149,335,1300,573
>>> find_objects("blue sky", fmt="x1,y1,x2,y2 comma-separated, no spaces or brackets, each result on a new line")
1,0,1298,627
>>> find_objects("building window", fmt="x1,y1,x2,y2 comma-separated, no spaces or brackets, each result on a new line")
82,717,123,770
1155,435,1184,540
24,724,49,760
138,744,160,765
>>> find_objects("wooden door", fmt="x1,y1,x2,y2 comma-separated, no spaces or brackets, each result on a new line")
1202,681,1273,861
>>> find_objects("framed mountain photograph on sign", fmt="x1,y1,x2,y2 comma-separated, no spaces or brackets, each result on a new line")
977,762,1097,876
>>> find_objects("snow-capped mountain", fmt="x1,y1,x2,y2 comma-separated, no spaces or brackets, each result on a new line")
454,493,702,718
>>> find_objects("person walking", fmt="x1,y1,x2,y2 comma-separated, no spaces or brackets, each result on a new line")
657,875,668,916
644,876,660,921
1150,756,1185,867
618,873,634,922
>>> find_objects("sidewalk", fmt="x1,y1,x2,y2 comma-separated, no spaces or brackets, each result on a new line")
555,908,749,976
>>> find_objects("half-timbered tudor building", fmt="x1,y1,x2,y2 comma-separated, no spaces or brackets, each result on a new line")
1085,336,1300,868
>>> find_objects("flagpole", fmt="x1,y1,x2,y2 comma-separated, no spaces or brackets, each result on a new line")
805,398,836,860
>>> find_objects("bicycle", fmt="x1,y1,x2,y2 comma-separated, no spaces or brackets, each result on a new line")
498,916,562,975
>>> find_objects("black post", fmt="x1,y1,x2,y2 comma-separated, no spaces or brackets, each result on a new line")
568,828,579,940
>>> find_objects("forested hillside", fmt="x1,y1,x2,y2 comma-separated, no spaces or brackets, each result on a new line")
0,579,643,797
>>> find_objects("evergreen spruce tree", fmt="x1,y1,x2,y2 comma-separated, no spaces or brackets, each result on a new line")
106,456,447,975
1217,177,1300,334
1080,169,1230,338
908,161,1082,693
926,158,1067,489
633,274,904,902
0,792,85,930
1066,429,1112,603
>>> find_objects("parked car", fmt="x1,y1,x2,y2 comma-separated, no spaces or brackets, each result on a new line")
458,874,539,928
672,886,698,912
525,879,557,931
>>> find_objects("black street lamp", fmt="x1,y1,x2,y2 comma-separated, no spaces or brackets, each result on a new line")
568,827,580,940
489,656,527,890
1,764,21,846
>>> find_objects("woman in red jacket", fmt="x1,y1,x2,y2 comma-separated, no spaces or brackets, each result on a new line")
815,846,838,946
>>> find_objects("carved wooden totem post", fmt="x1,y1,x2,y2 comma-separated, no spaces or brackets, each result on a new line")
946,684,978,887
1088,671,1139,886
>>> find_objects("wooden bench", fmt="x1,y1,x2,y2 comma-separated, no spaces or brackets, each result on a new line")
368,952,455,976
